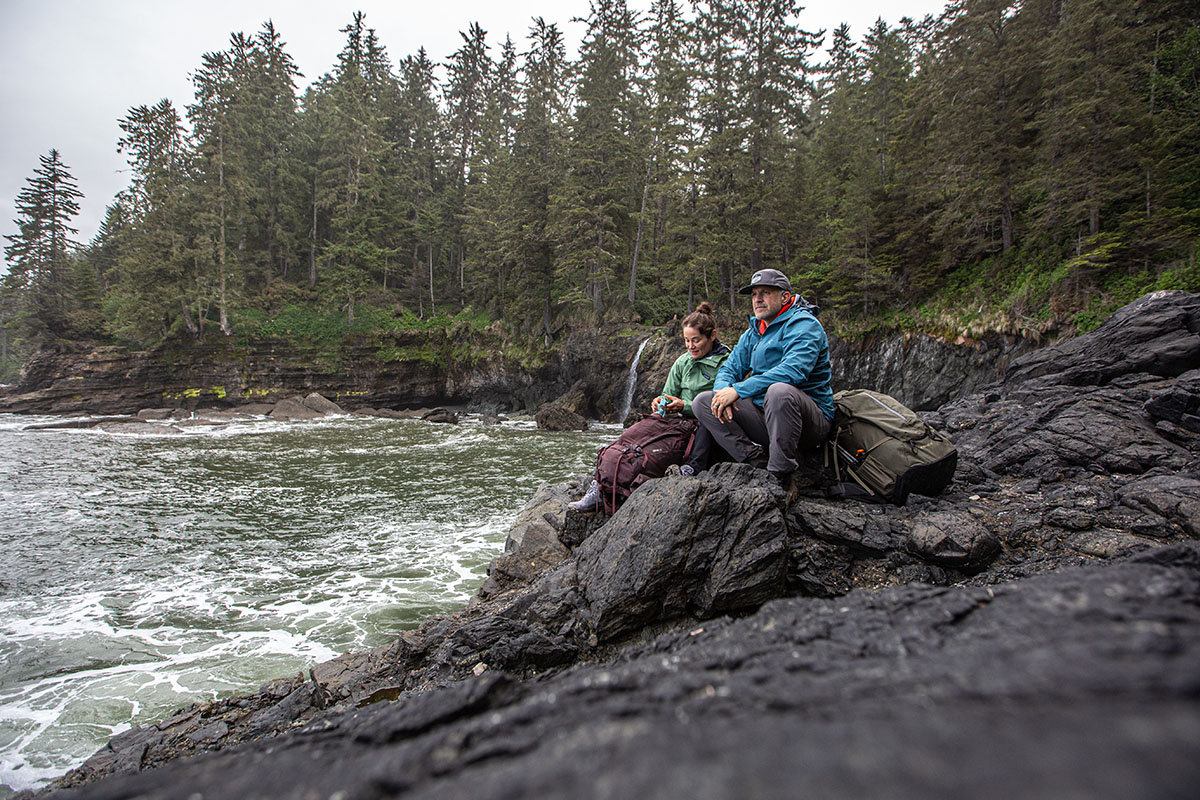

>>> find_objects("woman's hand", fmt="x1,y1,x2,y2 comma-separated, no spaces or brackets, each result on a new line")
653,394,685,414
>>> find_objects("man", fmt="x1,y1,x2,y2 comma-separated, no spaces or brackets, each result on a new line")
692,268,834,484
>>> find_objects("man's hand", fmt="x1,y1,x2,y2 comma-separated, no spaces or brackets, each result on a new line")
710,387,740,423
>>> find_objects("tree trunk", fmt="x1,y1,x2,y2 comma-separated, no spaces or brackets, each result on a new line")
629,154,653,304
309,179,318,289
428,244,436,315
218,136,232,336
179,297,199,337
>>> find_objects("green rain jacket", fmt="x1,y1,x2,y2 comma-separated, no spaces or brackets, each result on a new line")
660,342,732,417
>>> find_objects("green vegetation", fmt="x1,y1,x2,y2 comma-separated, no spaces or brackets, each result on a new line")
3,1,1198,383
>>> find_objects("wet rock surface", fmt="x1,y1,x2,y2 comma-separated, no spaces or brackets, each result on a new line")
37,547,1200,800
27,291,1200,799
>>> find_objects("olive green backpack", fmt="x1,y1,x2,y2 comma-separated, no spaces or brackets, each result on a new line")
827,389,958,505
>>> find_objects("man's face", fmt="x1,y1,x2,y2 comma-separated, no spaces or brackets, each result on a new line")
750,286,790,321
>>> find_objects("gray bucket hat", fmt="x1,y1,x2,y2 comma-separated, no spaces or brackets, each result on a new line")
738,268,792,294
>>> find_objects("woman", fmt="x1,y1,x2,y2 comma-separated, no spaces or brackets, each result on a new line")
570,303,730,512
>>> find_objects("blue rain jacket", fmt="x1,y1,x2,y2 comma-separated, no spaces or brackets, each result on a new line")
714,303,835,421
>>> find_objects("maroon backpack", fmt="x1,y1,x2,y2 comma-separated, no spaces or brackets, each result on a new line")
594,414,698,514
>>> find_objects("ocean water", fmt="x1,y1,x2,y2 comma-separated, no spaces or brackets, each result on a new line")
0,413,614,797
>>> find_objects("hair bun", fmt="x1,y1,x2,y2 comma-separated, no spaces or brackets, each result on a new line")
695,302,714,316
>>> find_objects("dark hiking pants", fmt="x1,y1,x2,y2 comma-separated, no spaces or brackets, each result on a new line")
693,383,832,475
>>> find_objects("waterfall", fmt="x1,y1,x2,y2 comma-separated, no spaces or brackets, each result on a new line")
619,338,651,422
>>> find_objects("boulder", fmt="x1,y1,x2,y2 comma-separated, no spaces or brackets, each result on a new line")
477,482,577,599
420,407,459,424
535,402,589,431
269,396,323,420
573,464,789,641
303,393,342,415
906,508,1001,568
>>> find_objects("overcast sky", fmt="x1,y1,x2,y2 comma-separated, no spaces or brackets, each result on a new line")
0,0,948,250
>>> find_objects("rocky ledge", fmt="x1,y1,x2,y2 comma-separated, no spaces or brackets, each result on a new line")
18,393,467,433
32,291,1200,799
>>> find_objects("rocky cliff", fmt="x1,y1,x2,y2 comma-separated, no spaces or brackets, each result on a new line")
1,310,1036,420
626,319,1039,418
31,290,1200,799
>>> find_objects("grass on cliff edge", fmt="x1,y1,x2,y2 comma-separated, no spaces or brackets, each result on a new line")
816,247,1199,345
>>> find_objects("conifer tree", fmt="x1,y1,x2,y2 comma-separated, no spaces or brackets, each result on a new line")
189,43,249,335
462,35,521,313
443,22,493,297
508,18,568,338
630,0,692,307
310,13,398,321
553,0,643,317
395,47,445,315
3,149,84,338
110,99,203,339
243,21,304,286
691,0,750,310
1027,0,1147,255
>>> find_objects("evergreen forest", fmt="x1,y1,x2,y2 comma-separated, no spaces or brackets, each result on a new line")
3,0,1198,380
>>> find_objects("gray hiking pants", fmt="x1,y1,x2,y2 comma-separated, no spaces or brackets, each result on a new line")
693,383,832,475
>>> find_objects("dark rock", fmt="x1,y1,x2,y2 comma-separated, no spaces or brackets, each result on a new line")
420,407,459,424
1003,290,1200,388
790,498,901,554
831,329,1038,411
1117,475,1200,537
94,421,183,435
234,402,276,416
1144,369,1200,424
185,722,228,745
22,416,132,430
534,402,589,431
574,464,788,642
356,407,410,419
478,482,580,600
136,408,176,420
39,546,1200,800
906,509,1001,568
560,506,606,548
269,396,323,420
244,683,318,736
302,392,342,415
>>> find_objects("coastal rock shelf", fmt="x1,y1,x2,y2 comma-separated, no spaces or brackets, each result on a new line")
41,547,1200,800
28,291,1200,799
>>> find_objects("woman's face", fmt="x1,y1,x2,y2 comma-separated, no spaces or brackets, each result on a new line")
683,325,716,359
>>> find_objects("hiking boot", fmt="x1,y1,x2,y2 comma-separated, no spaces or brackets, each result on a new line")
770,470,801,505
568,479,601,512
745,446,769,470
665,464,696,477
